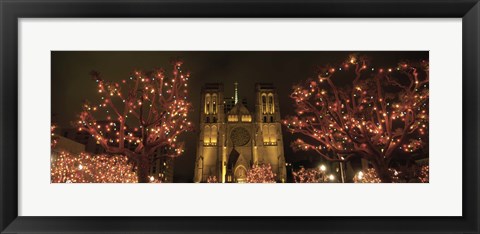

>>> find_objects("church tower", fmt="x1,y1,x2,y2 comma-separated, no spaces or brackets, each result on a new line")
194,83,286,183
194,83,224,183
254,83,286,181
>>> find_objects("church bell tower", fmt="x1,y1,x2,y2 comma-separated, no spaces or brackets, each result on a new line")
194,83,224,182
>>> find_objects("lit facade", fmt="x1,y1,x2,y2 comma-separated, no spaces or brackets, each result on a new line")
194,83,286,183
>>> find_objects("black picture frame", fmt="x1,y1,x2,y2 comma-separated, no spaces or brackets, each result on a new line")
1,0,478,233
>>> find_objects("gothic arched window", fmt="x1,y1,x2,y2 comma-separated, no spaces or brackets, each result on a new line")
268,94,274,114
205,94,211,114
262,125,269,144
261,124,278,145
211,125,218,145
262,94,267,114
269,125,277,144
212,94,217,114
204,126,211,145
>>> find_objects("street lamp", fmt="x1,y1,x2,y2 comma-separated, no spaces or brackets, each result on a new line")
320,164,326,172
339,156,346,183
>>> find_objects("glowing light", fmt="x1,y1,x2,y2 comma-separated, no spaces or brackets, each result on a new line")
357,171,364,180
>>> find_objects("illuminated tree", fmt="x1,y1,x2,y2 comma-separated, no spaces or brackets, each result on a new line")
418,164,429,183
51,125,58,149
353,163,428,183
284,55,429,182
207,175,218,183
292,167,333,183
353,168,392,183
76,61,193,183
246,164,276,183
51,152,138,183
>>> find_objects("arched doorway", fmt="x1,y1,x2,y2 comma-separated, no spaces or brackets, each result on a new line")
234,165,247,183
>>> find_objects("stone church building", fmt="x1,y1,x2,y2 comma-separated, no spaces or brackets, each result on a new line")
194,83,286,183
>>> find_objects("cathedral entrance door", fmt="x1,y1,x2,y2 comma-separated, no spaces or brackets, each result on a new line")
234,166,247,183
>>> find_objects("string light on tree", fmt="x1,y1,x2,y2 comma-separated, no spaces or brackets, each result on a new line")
353,163,429,183
75,61,193,183
283,55,429,183
353,168,383,183
51,125,58,149
51,152,139,183
246,164,276,183
207,175,218,183
293,168,321,183
292,165,337,183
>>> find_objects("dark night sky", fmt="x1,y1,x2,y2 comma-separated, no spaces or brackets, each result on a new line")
52,51,428,182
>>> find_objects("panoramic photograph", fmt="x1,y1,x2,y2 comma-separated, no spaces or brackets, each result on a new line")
51,51,429,183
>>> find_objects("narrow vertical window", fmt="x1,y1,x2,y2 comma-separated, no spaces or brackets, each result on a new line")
269,125,276,144
204,126,211,145
262,95,267,114
211,125,218,145
205,94,211,114
212,94,217,114
263,125,269,144
268,94,274,114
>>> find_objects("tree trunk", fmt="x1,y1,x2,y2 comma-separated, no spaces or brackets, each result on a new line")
372,160,393,183
137,155,150,183
377,168,393,183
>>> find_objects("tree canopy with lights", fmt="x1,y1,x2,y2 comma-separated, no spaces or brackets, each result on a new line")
246,164,276,183
353,163,429,183
292,167,330,183
75,61,193,183
284,55,429,182
51,152,138,183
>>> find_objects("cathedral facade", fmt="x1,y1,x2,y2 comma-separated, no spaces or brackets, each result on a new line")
194,83,286,183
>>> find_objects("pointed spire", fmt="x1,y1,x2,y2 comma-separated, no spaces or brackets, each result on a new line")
234,82,238,104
